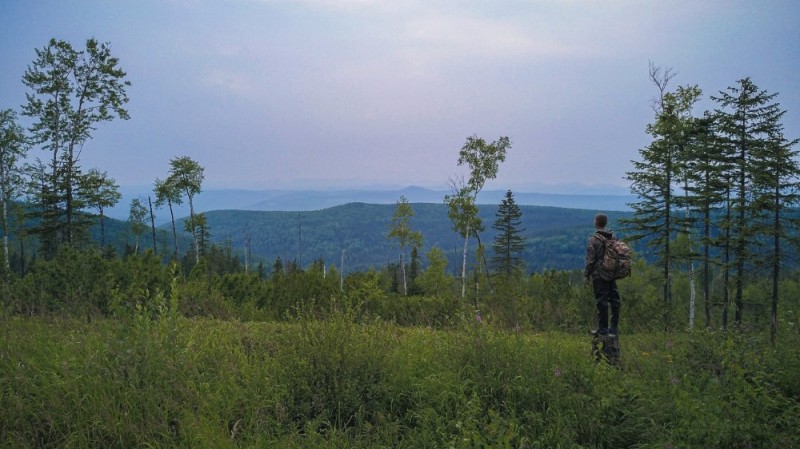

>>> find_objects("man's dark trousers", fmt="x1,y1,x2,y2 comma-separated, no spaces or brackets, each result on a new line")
593,278,621,334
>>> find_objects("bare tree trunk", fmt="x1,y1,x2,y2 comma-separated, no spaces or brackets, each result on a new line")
245,234,250,274
168,200,179,258
2,196,9,271
771,190,780,345
703,214,711,328
340,249,345,291
689,262,696,329
723,186,731,330
99,209,106,248
400,252,407,295
461,224,469,299
474,233,494,296
148,196,157,254
686,186,696,329
188,194,199,264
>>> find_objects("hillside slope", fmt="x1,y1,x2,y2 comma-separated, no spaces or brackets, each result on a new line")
202,203,633,273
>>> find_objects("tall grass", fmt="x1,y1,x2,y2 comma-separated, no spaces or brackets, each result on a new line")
1,309,798,448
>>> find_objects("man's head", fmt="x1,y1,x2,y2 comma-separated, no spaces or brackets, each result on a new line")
594,213,608,229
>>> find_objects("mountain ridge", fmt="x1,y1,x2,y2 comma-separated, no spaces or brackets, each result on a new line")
106,186,635,224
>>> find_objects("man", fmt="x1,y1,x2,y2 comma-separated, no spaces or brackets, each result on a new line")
584,213,621,337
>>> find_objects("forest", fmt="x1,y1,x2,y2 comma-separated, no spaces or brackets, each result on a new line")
1,39,799,448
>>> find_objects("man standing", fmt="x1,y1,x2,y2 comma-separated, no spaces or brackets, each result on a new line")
584,213,621,337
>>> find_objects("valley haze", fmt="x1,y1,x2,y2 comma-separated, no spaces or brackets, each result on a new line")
107,184,635,225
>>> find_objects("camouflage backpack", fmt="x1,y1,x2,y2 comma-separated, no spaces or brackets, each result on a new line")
594,233,632,281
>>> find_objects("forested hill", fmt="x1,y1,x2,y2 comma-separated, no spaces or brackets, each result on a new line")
201,203,634,274
105,187,635,223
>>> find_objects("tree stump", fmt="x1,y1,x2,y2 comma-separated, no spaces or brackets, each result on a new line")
592,332,621,365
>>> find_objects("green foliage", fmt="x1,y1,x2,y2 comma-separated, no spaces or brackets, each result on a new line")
387,195,422,296
78,168,121,248
128,198,148,253
2,248,175,319
3,315,798,448
415,246,454,297
279,305,395,431
21,38,130,256
168,156,204,263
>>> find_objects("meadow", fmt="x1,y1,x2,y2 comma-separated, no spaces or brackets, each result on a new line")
3,306,799,448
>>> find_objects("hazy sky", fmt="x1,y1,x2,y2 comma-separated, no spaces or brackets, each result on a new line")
1,0,798,193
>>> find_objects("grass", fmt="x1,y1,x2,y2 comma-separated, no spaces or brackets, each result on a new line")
1,312,798,448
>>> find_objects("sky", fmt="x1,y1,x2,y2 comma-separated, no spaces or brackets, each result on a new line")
1,0,799,195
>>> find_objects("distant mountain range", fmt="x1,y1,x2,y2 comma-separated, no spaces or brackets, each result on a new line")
105,186,635,224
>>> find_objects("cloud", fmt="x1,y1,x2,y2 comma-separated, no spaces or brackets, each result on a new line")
406,15,528,54
249,0,412,12
202,70,258,96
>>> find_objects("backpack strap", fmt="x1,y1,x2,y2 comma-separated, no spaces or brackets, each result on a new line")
590,232,607,267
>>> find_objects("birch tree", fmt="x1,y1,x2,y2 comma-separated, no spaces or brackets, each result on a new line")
79,168,120,249
21,38,129,252
167,156,204,264
445,135,510,300
129,198,148,255
154,177,183,258
387,195,422,295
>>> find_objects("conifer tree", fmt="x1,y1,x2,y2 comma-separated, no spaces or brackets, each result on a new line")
750,125,800,343
0,109,29,273
624,88,696,327
712,77,788,325
682,112,728,327
625,64,681,326
670,86,704,329
408,245,421,295
491,190,526,278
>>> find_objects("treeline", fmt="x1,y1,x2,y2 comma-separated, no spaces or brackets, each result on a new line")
625,63,800,341
3,244,799,336
199,204,633,274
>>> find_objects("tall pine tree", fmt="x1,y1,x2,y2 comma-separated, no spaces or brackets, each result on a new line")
712,77,788,325
623,88,698,328
682,112,728,328
491,190,526,278
750,124,800,343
